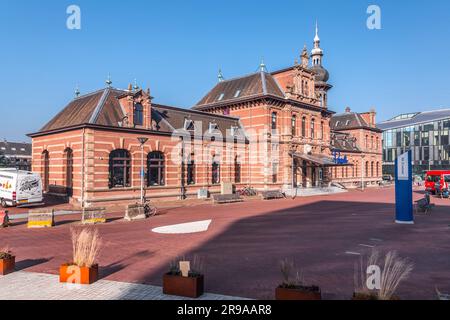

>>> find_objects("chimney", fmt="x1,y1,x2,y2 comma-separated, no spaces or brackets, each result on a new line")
345,107,351,113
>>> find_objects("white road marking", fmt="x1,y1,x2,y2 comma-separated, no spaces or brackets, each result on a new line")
359,244,376,248
152,220,212,234
345,251,361,256
370,238,383,242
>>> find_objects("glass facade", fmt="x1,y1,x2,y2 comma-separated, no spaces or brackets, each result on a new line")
382,119,450,176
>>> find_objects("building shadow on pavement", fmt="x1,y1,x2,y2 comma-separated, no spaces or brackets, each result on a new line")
15,258,53,271
110,199,450,300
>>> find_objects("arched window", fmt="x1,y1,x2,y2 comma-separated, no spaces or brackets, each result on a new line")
212,157,220,185
133,103,144,126
42,150,49,192
187,156,195,185
147,152,165,186
302,117,306,137
365,135,369,149
355,161,359,177
311,119,315,139
291,115,297,136
376,162,380,177
109,150,131,188
365,161,369,178
234,156,241,183
371,136,374,149
271,112,277,131
64,148,73,196
272,163,278,183
371,162,374,177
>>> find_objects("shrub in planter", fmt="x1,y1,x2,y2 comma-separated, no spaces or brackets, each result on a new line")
60,228,102,285
353,250,413,300
163,256,205,298
275,259,321,300
0,248,15,276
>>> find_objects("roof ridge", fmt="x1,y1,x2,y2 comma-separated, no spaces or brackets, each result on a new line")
89,88,109,124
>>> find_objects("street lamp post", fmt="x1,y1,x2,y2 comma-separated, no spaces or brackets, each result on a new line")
137,137,149,204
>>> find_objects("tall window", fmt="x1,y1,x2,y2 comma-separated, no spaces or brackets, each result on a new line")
148,152,165,186
365,161,369,178
272,163,278,183
371,162,374,177
311,119,315,139
109,150,131,188
42,150,49,192
212,159,220,184
234,156,241,183
371,136,374,149
365,135,369,149
187,157,195,185
376,162,380,177
271,112,277,131
302,117,306,137
291,115,297,136
320,121,324,139
64,148,73,196
133,103,144,126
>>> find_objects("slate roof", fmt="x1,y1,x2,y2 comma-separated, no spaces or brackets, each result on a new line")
331,112,382,132
0,141,32,157
31,88,244,138
331,132,361,153
377,109,450,131
194,71,285,108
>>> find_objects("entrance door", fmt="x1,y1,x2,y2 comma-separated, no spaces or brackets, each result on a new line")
65,148,73,197
311,167,317,187
293,160,298,188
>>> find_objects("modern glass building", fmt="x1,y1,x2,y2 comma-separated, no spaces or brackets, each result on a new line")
377,109,450,176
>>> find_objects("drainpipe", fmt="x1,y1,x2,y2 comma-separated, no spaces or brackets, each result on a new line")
81,128,86,208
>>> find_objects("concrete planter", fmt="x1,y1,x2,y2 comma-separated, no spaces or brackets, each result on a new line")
0,255,15,276
163,273,204,298
59,264,99,285
275,286,321,300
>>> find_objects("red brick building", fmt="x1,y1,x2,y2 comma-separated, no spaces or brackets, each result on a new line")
29,25,380,207
330,107,383,188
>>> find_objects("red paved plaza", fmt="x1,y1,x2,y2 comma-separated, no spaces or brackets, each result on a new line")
1,187,449,300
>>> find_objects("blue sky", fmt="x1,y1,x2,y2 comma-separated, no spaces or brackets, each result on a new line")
0,0,449,141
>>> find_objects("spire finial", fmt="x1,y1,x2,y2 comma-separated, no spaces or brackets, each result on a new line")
74,84,80,98
259,58,267,72
133,78,139,91
314,21,320,43
218,69,224,82
106,73,112,87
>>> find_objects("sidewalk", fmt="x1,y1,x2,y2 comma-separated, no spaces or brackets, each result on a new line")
0,271,248,300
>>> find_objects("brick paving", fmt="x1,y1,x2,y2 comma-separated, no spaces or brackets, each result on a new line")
0,271,246,300
1,186,449,300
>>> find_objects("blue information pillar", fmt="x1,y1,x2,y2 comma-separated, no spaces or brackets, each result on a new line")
395,150,414,224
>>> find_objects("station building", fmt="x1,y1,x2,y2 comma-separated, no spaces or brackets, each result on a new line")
28,26,382,207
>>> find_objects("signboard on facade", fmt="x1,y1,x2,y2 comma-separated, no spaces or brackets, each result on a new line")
198,188,209,199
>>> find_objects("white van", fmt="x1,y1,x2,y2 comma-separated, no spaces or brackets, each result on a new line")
0,169,43,208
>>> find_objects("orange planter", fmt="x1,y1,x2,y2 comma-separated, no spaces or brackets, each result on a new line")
59,264,99,285
0,256,15,275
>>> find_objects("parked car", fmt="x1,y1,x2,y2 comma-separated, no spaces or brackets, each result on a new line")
425,170,450,195
0,169,43,207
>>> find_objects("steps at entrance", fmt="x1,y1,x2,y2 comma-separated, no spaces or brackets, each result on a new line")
283,186,348,197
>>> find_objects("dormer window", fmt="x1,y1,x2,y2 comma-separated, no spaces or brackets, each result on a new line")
345,120,351,126
184,119,195,131
217,93,225,101
231,126,240,137
133,103,143,126
335,121,341,127
234,90,241,98
209,122,219,133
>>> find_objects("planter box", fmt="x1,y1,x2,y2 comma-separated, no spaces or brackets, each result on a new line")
0,256,15,276
59,264,99,285
163,273,204,298
275,286,321,300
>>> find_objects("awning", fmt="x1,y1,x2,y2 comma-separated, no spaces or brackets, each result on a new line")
290,152,353,167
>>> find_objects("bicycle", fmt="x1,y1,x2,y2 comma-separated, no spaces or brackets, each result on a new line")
143,201,158,217
237,186,257,197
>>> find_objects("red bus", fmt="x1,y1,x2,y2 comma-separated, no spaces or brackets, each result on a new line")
425,170,450,194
